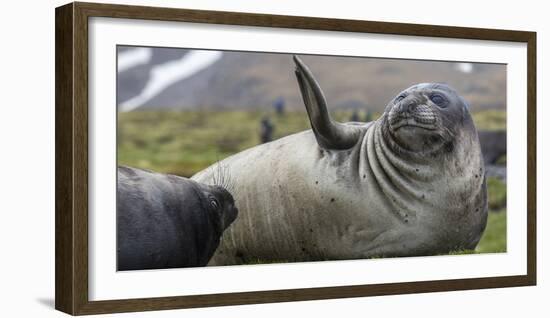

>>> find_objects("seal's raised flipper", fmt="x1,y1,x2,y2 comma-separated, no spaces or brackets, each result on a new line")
293,55,362,150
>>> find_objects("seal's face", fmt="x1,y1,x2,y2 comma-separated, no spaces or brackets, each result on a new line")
384,83,465,153
199,185,239,233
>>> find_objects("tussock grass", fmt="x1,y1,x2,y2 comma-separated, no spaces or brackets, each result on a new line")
476,210,507,253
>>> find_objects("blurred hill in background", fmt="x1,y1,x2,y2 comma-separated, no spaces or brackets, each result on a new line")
117,47,506,112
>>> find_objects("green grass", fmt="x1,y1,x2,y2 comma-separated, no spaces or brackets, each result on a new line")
119,110,311,176
487,177,506,210
118,109,506,255
476,210,507,253
496,155,507,165
448,211,507,255
472,109,506,131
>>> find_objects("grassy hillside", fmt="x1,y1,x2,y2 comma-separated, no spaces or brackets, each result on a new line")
118,109,507,255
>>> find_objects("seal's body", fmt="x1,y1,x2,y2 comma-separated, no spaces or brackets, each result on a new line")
478,130,506,164
193,56,487,265
117,166,238,270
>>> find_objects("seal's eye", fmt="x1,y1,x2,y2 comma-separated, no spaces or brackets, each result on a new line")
210,198,220,209
429,94,447,107
395,94,407,103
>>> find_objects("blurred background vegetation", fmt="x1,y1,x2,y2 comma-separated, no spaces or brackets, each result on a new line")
117,46,507,257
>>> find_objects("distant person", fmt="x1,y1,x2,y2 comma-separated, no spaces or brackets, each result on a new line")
350,109,360,122
260,117,274,143
273,96,285,115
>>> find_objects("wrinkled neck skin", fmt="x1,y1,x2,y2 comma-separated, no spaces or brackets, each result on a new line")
365,114,456,191
355,112,486,254
363,112,482,204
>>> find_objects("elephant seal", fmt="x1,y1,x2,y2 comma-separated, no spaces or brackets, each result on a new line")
192,56,488,265
478,130,506,164
117,166,238,270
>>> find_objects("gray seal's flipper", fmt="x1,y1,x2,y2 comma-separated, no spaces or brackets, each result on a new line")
294,55,363,150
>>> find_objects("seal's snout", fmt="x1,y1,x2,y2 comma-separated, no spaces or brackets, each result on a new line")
401,100,418,113
228,205,239,227
384,85,459,153
389,96,437,131
219,188,239,230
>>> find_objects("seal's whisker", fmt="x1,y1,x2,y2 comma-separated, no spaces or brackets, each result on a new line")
209,159,236,194
211,164,218,187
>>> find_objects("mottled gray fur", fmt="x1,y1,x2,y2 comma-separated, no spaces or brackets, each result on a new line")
193,56,488,265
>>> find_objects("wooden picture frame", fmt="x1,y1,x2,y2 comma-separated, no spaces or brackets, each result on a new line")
55,1,536,315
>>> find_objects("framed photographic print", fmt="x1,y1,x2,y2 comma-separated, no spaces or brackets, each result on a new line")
55,2,536,315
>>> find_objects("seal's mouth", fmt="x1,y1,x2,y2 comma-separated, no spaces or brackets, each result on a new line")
221,205,238,231
222,197,239,230
390,118,437,131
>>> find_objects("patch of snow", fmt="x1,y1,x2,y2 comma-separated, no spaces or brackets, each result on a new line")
117,47,153,73
456,62,474,73
119,50,222,112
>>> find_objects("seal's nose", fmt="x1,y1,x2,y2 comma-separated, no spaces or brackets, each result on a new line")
397,94,425,114
397,98,418,114
403,101,417,112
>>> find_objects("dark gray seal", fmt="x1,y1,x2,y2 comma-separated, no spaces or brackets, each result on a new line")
193,56,488,265
478,130,506,164
117,166,238,270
